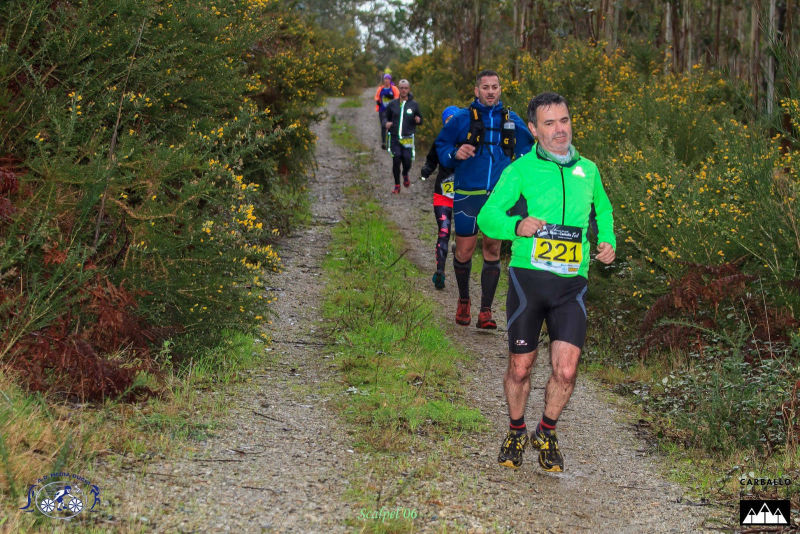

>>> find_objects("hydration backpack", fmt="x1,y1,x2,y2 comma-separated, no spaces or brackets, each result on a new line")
464,103,516,159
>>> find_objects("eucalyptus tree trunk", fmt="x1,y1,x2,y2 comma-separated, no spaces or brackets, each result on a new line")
513,0,534,79
664,0,674,73
521,0,534,51
714,0,721,64
600,0,619,53
781,0,795,152
532,0,549,55
670,0,682,71
513,0,521,78
473,0,482,71
735,3,746,79
700,0,714,63
456,1,482,76
682,0,692,69
767,0,777,114
751,0,762,110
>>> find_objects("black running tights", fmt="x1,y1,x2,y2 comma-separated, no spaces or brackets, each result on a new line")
433,205,452,273
392,148,412,184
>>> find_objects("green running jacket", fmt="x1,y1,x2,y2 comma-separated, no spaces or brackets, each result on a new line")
477,145,616,279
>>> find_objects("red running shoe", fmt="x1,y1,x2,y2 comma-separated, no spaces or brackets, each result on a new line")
476,307,497,329
455,298,471,325
403,175,410,188
392,184,401,194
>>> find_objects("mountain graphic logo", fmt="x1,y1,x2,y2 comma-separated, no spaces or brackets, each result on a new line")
739,499,791,525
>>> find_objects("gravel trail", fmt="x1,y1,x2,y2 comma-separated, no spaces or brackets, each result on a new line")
93,93,732,533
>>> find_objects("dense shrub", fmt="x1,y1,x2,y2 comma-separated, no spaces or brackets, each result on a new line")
0,0,351,399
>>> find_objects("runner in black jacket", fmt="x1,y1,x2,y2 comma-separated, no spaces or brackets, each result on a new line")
385,79,422,193
420,105,459,288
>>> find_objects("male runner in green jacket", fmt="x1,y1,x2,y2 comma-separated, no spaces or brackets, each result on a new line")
477,92,616,472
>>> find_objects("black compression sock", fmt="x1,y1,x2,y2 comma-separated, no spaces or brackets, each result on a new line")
537,414,558,436
480,259,501,309
453,257,471,300
509,416,526,434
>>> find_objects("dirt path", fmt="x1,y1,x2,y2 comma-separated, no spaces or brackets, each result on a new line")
345,88,728,533
95,93,730,533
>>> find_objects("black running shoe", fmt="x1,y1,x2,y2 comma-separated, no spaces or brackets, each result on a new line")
498,430,529,469
531,429,564,472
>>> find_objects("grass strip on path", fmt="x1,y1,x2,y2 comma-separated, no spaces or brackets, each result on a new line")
325,109,486,532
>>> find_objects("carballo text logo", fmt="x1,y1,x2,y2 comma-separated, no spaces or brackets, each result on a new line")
20,472,100,520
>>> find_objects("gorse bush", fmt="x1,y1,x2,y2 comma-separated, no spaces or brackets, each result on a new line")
509,44,798,319
0,0,352,399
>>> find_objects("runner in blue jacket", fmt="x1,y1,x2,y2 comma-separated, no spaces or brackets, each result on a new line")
434,69,534,328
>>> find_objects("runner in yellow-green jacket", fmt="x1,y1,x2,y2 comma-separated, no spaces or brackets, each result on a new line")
477,92,616,473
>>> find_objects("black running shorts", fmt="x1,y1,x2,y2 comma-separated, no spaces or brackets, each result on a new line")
506,266,588,353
